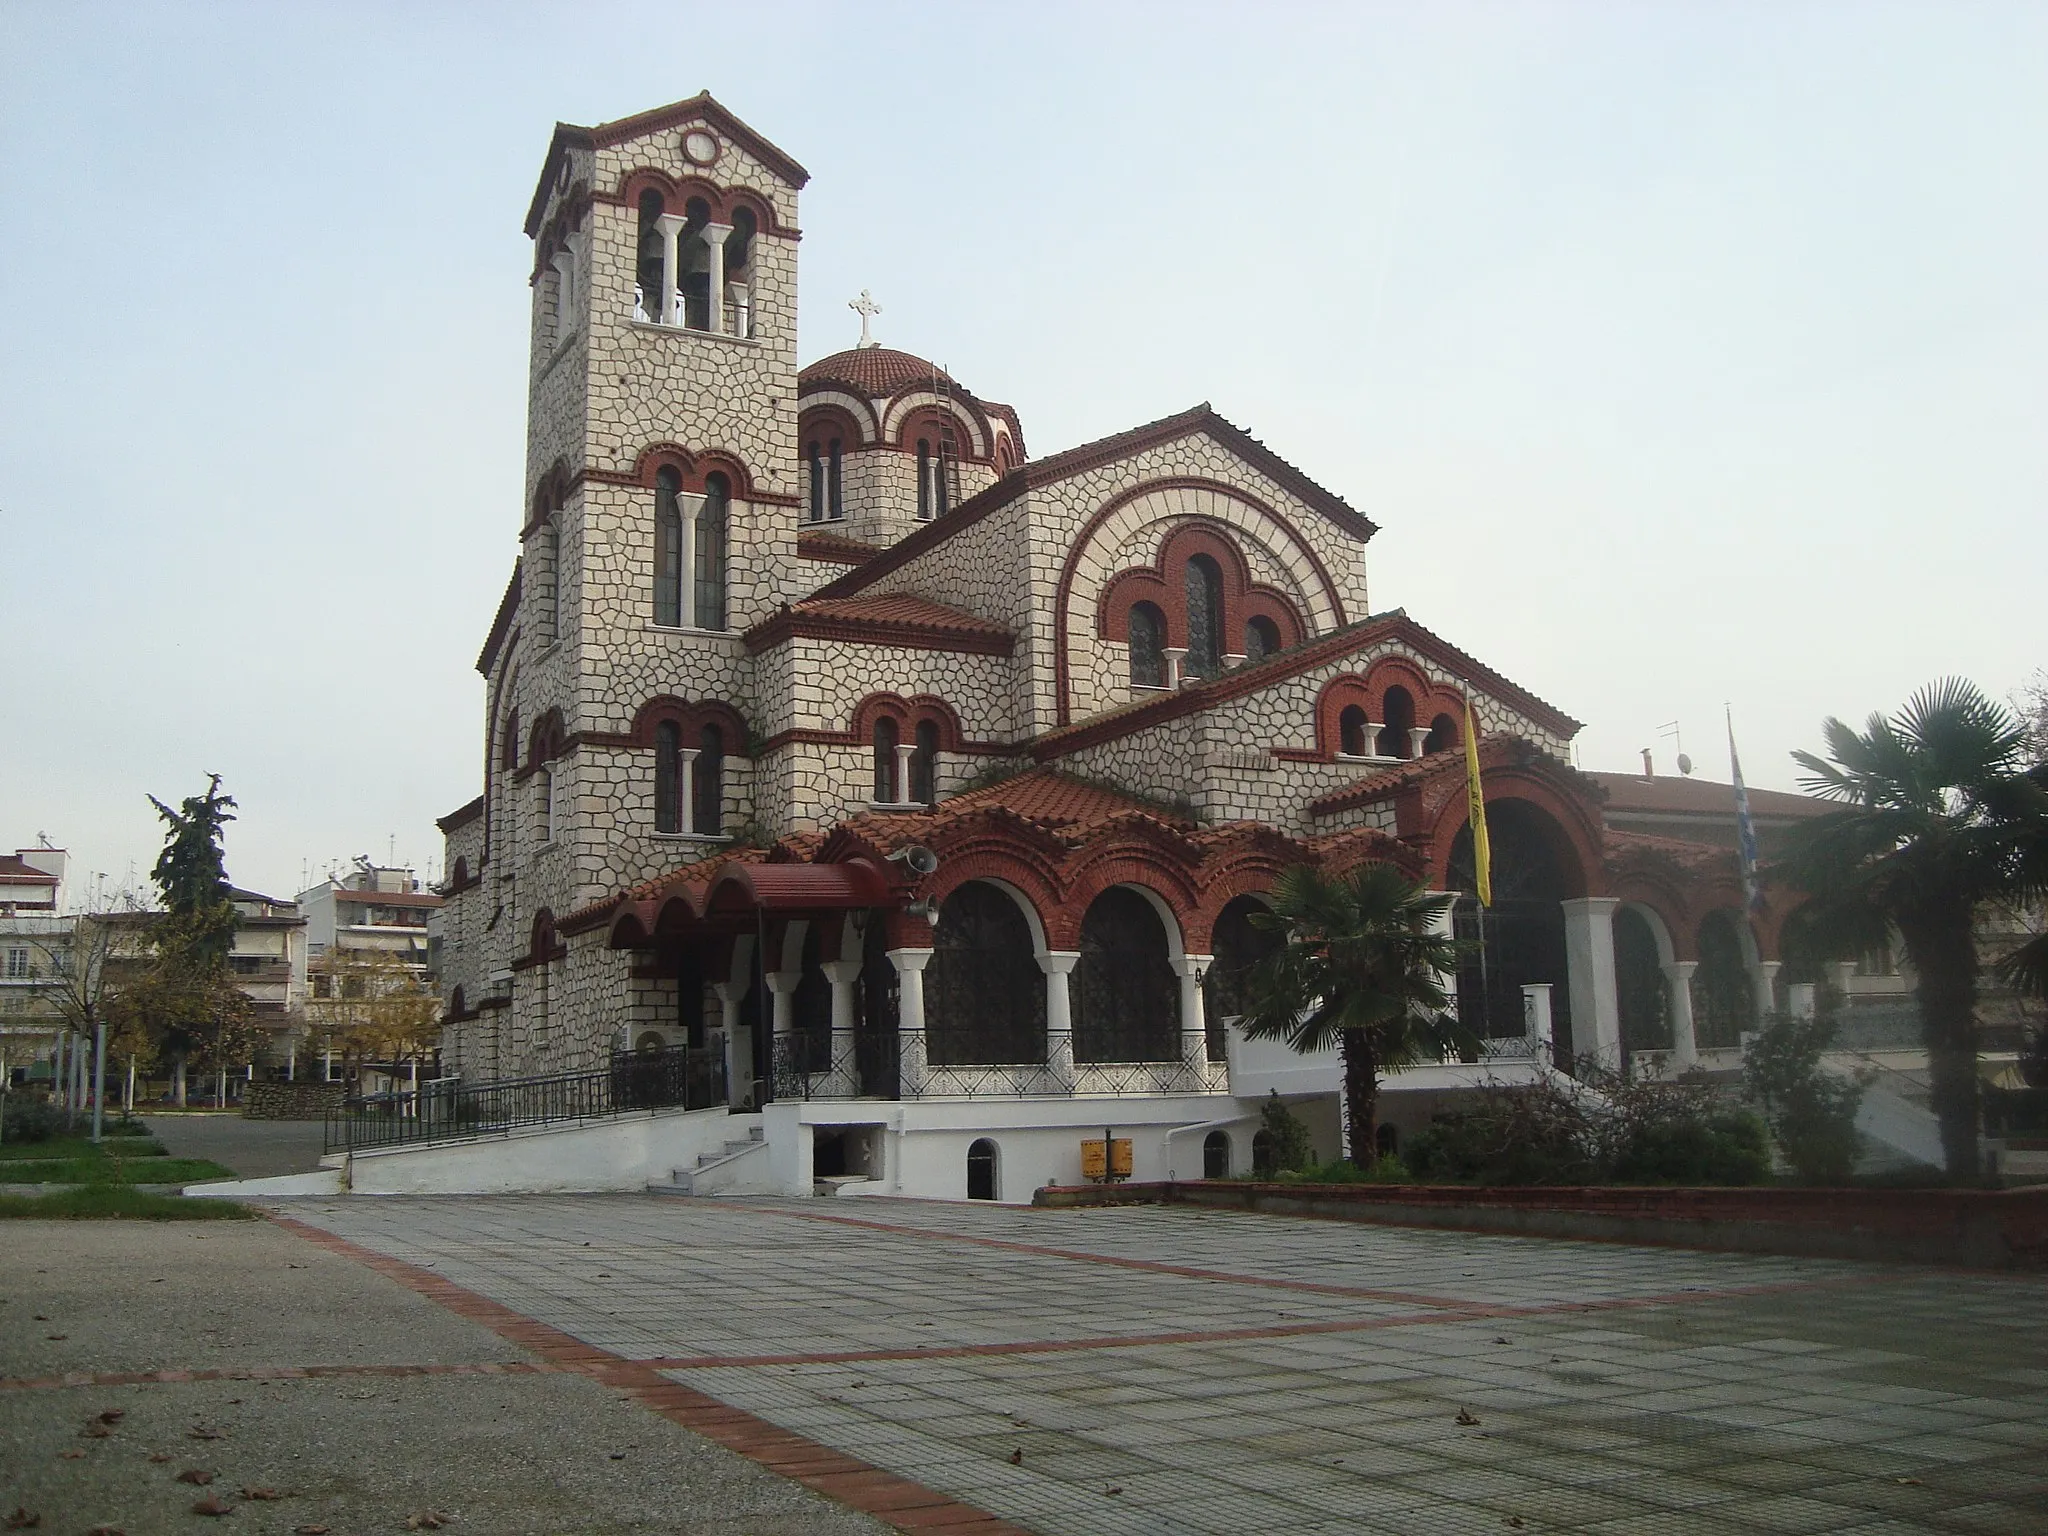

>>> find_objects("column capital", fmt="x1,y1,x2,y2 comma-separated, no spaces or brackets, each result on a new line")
819,959,863,986
1036,950,1081,976
1661,959,1699,981
887,947,934,974
1560,896,1623,917
1177,953,1214,982
699,220,734,243
764,970,800,999
654,212,689,234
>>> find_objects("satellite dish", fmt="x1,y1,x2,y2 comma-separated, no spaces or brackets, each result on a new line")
1676,753,1694,776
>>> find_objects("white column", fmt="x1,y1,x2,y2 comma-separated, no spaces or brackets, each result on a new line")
1408,726,1433,758
821,959,862,1088
1425,899,1458,1026
1162,647,1188,690
1787,981,1817,1020
1177,955,1213,1073
1038,951,1079,1089
700,223,732,334
1663,960,1699,1068
677,748,699,831
891,743,916,805
1823,959,1854,1007
1756,959,1787,1021
1364,720,1386,758
889,948,932,1099
1561,897,1622,1071
654,212,686,326
714,980,751,1107
765,971,798,1041
678,494,700,628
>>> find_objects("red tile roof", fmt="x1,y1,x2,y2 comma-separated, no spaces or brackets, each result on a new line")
0,856,58,884
842,769,1199,852
743,594,1014,656
1586,772,1824,821
800,347,961,399
795,530,882,566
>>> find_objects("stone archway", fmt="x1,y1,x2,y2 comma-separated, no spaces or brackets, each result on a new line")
1449,802,1577,1048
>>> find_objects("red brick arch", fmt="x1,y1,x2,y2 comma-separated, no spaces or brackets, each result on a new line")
800,403,870,453
628,443,762,500
1096,521,1306,656
1423,761,1607,901
629,695,750,750
1313,657,1468,761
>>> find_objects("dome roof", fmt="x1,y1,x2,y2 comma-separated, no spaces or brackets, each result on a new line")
799,346,959,399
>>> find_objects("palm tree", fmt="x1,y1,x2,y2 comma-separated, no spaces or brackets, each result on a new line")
1237,862,1466,1167
1773,679,2048,1180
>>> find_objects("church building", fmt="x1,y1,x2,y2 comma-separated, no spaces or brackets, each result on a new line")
434,94,1793,1200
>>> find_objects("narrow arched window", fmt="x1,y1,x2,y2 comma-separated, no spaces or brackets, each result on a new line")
693,724,724,835
695,474,729,631
1424,713,1458,754
1184,555,1223,680
635,191,665,323
654,720,682,834
910,720,939,808
1128,602,1166,688
679,197,712,329
828,439,843,519
653,467,683,626
1203,1130,1230,1179
724,208,756,337
1377,686,1416,758
872,717,899,802
916,440,932,520
935,433,953,516
502,710,521,770
967,1138,998,1200
807,441,824,522
537,520,560,646
1339,704,1369,757
1244,616,1281,664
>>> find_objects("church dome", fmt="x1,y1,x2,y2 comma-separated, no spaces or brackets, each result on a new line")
800,346,961,399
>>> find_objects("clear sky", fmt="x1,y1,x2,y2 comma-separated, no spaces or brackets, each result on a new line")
2,1,2042,907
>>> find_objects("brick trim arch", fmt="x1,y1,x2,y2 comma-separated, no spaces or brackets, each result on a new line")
800,403,870,454
513,908,568,971
623,443,760,500
848,692,966,753
522,707,569,776
610,169,798,237
1422,760,1607,901
627,696,751,752
1096,521,1305,655
894,402,994,465
1055,478,1346,725
1312,658,1467,761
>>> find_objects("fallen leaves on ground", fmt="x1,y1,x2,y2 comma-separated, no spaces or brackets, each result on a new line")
2,1512,35,1531
176,1469,215,1486
96,1409,125,1424
80,1420,112,1439
57,1451,85,1461
188,1424,226,1440
44,1335,67,1342
405,1514,455,1530
240,1487,284,1501
293,1527,330,1535
147,1452,173,1464
1893,1477,1924,1486
190,1496,235,1517
1455,1408,1481,1426
87,1526,126,1535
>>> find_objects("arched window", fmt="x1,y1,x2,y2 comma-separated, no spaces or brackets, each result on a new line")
501,710,521,770
678,198,712,329
695,473,729,631
535,765,555,842
967,1138,998,1201
724,208,756,338
1244,615,1281,665
654,720,683,834
635,191,665,322
1376,686,1416,759
1338,705,1370,758
1204,895,1282,1062
1202,1130,1230,1179
872,716,899,802
1128,602,1166,688
1424,713,1458,755
539,521,560,646
1615,906,1671,1052
1073,887,1179,1064
693,724,724,835
927,882,1045,1066
827,438,843,519
910,720,939,808
807,441,824,522
653,467,683,626
1184,555,1224,680
1252,1129,1276,1177
1693,911,1755,1049
916,439,932,520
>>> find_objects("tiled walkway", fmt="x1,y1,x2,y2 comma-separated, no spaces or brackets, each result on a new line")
282,1196,2048,1535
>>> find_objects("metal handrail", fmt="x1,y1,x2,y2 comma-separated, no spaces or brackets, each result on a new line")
325,1044,727,1155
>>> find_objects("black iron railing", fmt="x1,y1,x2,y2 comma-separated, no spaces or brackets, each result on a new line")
770,1028,1210,1100
325,1044,727,1154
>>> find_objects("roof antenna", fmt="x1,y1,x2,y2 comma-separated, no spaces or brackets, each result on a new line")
1658,720,1693,775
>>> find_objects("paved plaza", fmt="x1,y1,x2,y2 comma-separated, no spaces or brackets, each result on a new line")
259,1195,2047,1535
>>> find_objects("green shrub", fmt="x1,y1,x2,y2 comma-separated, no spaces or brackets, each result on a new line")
1252,1091,1315,1176
1272,1155,1411,1185
0,1186,257,1219
1744,1009,1867,1184
1608,1110,1770,1185
1,1099,63,1145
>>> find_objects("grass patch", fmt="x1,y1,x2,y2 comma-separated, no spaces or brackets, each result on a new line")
0,1156,237,1185
0,1185,257,1220
0,1131,164,1162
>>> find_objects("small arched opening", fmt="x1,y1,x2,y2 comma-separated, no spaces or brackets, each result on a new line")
1614,905,1671,1053
694,473,730,631
1424,712,1458,755
1376,686,1416,758
693,724,725,836
1184,555,1224,680
967,1138,999,1201
1128,602,1166,688
926,882,1045,1067
872,717,900,803
1338,704,1371,758
1244,615,1282,665
1694,910,1756,1049
1202,1129,1230,1180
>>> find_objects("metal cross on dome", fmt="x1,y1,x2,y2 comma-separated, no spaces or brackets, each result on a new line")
849,289,882,348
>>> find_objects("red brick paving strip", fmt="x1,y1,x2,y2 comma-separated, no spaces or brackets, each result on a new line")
266,1215,1037,1536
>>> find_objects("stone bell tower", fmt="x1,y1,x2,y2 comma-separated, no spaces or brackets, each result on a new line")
505,94,810,920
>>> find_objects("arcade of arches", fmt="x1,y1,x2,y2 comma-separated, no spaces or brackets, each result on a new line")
587,754,1800,1106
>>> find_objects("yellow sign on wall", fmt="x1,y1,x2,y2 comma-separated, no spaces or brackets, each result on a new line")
1081,1137,1133,1182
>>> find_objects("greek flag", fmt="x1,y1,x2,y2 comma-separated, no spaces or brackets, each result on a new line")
1727,709,1763,913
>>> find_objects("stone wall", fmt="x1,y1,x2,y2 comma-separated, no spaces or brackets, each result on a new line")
242,1081,345,1121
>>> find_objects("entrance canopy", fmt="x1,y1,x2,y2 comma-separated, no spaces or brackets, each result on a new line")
603,857,895,948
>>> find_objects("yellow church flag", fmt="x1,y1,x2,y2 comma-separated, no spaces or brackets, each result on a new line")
1463,699,1492,908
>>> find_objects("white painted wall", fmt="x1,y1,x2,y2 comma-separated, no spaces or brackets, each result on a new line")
341,1106,755,1195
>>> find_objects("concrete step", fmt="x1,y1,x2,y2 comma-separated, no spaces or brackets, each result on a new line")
649,1134,774,1196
